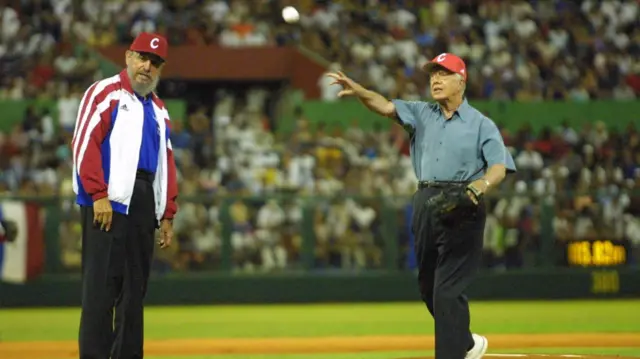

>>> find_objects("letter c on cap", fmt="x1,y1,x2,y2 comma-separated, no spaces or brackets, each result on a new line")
150,38,159,49
436,53,447,62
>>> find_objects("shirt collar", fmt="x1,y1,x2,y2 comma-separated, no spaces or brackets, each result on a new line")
136,92,152,104
119,69,134,94
438,97,471,122
456,98,472,122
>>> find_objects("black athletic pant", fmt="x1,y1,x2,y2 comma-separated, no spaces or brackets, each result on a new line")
79,174,156,359
411,185,485,359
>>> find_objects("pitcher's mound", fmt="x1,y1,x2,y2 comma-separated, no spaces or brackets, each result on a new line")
397,355,638,359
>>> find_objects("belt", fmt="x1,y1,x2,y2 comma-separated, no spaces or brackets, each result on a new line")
418,180,468,189
136,169,155,183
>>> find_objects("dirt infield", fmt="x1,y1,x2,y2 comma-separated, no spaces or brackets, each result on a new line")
398,356,639,359
1,333,639,359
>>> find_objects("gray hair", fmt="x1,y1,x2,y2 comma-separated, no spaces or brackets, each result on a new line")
456,73,466,94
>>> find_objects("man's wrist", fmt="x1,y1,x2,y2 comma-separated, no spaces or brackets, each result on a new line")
91,191,108,201
481,178,491,190
469,178,490,194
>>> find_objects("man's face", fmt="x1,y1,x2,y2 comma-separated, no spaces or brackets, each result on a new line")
429,67,464,100
125,51,164,96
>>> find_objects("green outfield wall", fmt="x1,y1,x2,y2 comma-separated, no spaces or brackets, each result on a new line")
282,99,640,133
1,99,638,134
1,268,638,307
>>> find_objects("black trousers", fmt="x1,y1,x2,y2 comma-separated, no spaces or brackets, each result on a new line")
411,186,485,359
79,177,156,359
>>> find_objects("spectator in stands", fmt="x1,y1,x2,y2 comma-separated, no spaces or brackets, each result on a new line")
515,142,544,182
189,215,222,270
56,85,81,133
256,199,288,271
230,198,258,271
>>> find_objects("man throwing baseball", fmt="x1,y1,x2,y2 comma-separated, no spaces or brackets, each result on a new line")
327,53,516,359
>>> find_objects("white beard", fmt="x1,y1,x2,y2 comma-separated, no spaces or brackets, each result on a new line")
127,68,159,96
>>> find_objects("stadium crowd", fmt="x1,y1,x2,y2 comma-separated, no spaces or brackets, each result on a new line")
0,0,638,274
2,0,639,102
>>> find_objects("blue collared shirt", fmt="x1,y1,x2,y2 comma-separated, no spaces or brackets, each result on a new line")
110,94,159,174
137,94,160,173
391,98,516,181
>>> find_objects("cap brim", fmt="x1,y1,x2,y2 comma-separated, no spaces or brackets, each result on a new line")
422,62,454,74
130,48,166,63
143,51,166,63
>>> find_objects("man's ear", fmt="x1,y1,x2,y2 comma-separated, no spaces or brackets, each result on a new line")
125,50,137,67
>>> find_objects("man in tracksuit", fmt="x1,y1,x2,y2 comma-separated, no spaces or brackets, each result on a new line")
71,32,179,359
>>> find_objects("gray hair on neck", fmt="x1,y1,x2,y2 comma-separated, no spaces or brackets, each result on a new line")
456,73,466,94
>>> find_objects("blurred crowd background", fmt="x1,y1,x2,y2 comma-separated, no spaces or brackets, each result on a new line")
0,0,639,275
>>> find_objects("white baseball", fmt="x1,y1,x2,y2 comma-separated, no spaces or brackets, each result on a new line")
282,6,300,23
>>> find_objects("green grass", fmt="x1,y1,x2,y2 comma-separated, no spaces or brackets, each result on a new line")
77,348,640,359
2,300,639,342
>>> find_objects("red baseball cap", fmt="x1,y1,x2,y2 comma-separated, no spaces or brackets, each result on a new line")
129,32,168,61
422,53,467,81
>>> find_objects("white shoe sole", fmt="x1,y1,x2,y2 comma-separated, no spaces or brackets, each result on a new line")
466,334,488,359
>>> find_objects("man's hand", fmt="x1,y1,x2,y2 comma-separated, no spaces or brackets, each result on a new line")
326,71,363,98
158,219,173,249
93,197,113,231
326,70,396,118
428,187,477,226
466,179,489,205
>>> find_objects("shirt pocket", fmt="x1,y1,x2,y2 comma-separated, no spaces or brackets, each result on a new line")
450,129,479,167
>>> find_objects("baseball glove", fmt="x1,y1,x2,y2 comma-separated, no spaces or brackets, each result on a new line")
0,219,18,243
427,185,483,226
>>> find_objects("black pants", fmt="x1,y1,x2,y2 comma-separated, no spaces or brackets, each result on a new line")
79,177,156,359
411,186,485,359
